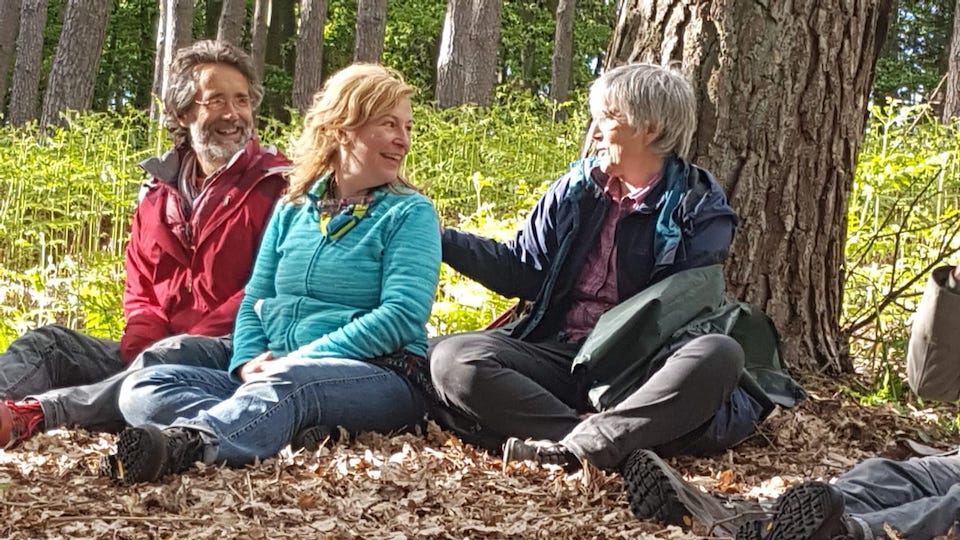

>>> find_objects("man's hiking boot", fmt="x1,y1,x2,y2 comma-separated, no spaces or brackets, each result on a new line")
501,437,578,471
621,448,762,536
101,425,205,484
622,449,696,528
0,400,44,450
735,481,864,540
291,425,337,452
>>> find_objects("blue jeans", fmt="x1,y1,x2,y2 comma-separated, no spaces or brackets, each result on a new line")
118,357,426,466
838,454,960,539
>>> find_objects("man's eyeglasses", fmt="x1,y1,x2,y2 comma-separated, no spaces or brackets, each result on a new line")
194,96,252,111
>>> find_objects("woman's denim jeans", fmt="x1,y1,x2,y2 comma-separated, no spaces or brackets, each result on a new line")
118,356,425,466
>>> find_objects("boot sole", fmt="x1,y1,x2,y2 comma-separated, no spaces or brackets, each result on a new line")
622,449,694,528
764,482,847,540
111,426,169,484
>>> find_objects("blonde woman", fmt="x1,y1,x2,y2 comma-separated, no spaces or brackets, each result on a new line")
101,64,441,483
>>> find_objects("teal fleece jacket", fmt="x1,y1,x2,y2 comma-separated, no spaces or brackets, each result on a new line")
228,181,441,375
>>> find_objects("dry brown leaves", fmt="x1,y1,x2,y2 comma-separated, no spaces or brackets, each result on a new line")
1,374,957,539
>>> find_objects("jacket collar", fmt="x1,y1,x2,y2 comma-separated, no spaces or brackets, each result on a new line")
139,137,270,186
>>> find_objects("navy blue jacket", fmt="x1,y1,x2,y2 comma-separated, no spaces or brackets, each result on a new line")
442,156,738,342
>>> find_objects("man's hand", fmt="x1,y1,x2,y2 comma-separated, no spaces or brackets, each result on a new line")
239,350,276,382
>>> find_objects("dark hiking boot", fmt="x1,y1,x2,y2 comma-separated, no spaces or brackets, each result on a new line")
101,425,205,484
736,481,863,540
502,437,578,471
292,425,338,452
0,400,44,450
622,448,762,536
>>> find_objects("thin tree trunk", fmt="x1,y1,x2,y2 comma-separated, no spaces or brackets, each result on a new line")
943,0,960,121
7,0,47,126
0,0,22,111
159,0,194,108
605,0,894,373
293,0,326,114
353,0,387,62
549,0,575,107
206,0,223,37
41,0,112,127
218,0,247,46
251,0,271,82
149,0,166,121
436,0,502,108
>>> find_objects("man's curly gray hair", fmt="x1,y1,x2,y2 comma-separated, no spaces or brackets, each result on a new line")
164,40,263,146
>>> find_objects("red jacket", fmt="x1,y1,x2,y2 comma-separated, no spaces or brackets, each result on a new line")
119,139,289,362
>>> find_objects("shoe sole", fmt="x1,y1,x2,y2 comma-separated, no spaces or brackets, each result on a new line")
110,426,168,484
622,449,694,528
292,425,336,453
764,482,847,540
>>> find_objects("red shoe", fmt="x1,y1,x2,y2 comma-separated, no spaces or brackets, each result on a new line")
0,400,44,450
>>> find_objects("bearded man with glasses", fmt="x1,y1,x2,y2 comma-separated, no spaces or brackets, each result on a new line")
0,40,289,449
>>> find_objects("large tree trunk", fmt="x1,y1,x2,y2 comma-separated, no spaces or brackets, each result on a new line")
7,0,46,126
943,0,960,121
218,0,247,46
549,0,574,106
40,0,112,127
605,0,893,373
353,0,387,62
0,0,22,112
435,0,502,108
251,0,271,82
292,0,326,114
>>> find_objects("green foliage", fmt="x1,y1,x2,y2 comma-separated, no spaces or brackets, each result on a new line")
843,100,960,399
0,96,586,350
873,0,954,103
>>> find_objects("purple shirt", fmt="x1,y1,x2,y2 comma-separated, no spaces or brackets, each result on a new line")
563,172,662,342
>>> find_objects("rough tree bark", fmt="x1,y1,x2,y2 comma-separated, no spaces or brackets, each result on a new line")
251,0,271,81
605,0,893,372
353,0,388,62
7,0,46,126
0,0,22,112
293,0,327,114
435,0,502,107
549,0,575,106
41,0,112,127
943,0,960,121
218,0,247,46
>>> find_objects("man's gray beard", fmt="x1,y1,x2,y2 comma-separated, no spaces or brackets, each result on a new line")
191,123,251,167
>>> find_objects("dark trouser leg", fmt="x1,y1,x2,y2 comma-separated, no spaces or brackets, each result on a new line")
32,335,233,433
836,455,960,539
0,325,123,400
429,330,583,443
561,335,744,470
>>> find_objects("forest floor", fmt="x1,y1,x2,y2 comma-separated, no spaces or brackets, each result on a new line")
1,373,958,539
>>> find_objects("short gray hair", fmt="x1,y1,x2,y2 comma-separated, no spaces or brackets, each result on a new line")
164,40,263,146
589,63,696,159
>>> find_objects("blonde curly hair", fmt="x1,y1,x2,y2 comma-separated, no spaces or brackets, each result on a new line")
286,64,416,202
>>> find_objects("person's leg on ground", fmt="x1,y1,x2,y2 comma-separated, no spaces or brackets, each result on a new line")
107,357,425,483
0,325,123,399
429,331,582,444
0,326,124,447
835,455,960,539
29,335,233,434
563,334,745,470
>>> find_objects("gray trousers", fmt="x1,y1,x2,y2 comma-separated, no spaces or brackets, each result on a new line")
840,455,960,539
429,331,746,470
0,325,125,401
0,326,232,434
